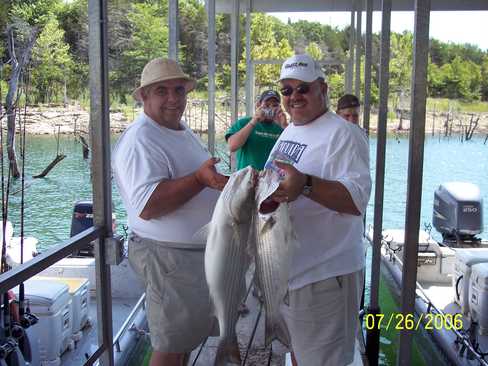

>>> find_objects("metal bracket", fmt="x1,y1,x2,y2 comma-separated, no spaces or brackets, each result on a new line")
105,235,124,265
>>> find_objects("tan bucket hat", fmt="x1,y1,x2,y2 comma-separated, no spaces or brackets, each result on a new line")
132,58,196,101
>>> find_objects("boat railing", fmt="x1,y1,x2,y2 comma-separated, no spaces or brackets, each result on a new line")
113,292,146,353
0,226,110,366
380,241,488,366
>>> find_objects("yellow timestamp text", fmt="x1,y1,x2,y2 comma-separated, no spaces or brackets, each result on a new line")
364,313,463,331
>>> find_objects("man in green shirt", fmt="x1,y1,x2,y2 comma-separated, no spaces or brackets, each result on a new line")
225,90,287,170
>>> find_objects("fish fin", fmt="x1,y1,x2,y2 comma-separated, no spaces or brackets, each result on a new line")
264,313,291,349
214,337,241,366
192,222,211,243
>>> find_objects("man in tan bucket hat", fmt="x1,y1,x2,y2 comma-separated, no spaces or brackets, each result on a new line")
113,58,228,366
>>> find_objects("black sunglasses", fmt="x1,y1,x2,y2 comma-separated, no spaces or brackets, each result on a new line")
280,84,311,97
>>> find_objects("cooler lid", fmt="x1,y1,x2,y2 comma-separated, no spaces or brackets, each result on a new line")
455,248,488,266
13,280,69,306
34,276,89,294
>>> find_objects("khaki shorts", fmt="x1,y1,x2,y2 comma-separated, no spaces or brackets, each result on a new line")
128,234,215,353
280,269,363,366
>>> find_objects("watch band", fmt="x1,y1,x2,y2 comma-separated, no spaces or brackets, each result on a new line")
302,174,313,196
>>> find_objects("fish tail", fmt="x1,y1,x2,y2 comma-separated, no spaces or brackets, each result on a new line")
264,313,291,349
214,337,241,366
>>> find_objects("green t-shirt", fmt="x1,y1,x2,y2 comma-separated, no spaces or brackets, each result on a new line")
225,116,284,170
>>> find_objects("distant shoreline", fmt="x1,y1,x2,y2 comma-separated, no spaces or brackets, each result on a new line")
6,105,488,137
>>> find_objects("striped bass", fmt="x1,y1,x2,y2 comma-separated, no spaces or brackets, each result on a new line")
253,168,296,348
204,166,256,365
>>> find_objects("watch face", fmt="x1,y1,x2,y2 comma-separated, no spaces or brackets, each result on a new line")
303,185,312,196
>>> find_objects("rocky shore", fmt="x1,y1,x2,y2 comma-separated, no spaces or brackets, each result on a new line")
7,104,488,137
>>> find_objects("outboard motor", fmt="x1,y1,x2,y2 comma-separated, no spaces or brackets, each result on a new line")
70,200,95,257
433,182,483,244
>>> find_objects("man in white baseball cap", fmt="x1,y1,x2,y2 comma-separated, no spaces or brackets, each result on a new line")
264,53,372,366
113,58,228,366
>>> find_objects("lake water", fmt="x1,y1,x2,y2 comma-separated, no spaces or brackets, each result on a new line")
5,133,485,249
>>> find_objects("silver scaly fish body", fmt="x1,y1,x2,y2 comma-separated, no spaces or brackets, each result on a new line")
205,166,256,365
254,168,295,348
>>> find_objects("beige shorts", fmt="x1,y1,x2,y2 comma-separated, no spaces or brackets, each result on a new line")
280,269,363,366
128,234,215,353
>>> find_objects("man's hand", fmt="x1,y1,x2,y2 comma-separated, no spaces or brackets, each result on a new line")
195,158,229,191
271,161,307,203
275,109,288,128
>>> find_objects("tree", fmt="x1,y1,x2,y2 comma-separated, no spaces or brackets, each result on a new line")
305,42,323,60
243,13,293,88
389,31,413,96
4,23,39,178
115,1,168,100
31,17,73,103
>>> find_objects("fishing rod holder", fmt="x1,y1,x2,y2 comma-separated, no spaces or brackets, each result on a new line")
19,313,38,329
0,338,17,359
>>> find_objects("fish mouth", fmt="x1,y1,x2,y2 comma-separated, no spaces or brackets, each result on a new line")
258,199,279,214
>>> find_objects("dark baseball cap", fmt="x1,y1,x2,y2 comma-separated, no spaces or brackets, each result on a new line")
259,90,281,103
337,94,360,110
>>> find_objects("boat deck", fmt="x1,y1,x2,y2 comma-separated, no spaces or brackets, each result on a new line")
60,296,142,365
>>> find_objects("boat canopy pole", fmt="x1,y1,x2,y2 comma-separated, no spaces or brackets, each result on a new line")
207,0,216,155
245,0,253,117
230,0,240,125
366,0,391,364
362,0,373,134
397,0,430,364
345,5,355,94
168,0,179,61
354,1,362,99
88,0,114,363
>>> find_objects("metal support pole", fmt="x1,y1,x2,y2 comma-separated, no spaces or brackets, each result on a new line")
245,0,253,116
355,4,362,99
363,0,373,134
397,0,430,364
88,0,113,364
207,0,216,155
346,6,355,94
168,0,178,61
366,1,391,365
230,0,240,123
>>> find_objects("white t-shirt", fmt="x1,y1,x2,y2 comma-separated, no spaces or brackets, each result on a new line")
112,112,219,246
266,111,371,289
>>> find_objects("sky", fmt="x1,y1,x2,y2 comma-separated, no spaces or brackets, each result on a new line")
268,11,488,51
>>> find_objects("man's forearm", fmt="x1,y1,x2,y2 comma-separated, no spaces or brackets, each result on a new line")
306,176,361,216
227,120,256,152
139,173,205,220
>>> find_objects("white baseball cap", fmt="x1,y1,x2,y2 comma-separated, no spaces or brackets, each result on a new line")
279,54,325,83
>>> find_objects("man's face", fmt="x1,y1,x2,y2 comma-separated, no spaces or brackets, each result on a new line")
338,107,360,124
142,78,188,128
279,78,328,125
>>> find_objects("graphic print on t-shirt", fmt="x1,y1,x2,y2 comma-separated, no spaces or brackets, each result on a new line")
265,139,308,174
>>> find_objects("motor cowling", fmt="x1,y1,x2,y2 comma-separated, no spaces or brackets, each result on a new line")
433,182,483,242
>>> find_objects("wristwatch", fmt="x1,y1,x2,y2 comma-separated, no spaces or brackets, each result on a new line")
302,174,313,196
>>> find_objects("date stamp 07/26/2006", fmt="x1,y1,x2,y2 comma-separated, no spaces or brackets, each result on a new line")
364,313,464,331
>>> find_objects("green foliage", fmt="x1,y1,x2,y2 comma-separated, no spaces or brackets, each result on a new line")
389,31,413,95
241,13,293,88
31,17,73,103
305,42,323,60
10,0,63,26
2,0,488,107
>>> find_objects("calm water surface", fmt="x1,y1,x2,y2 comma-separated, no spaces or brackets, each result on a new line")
4,134,487,248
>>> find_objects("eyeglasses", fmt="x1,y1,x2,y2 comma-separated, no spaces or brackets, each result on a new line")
280,84,311,97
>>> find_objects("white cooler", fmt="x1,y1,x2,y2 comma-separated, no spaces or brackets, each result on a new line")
469,262,488,335
35,276,90,341
14,279,73,366
452,248,488,314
